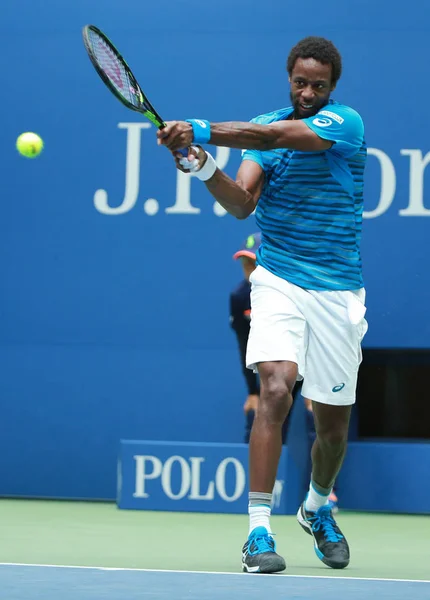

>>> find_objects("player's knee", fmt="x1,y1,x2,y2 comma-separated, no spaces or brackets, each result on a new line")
259,374,294,422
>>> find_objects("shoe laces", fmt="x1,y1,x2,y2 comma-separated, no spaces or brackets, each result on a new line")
248,532,275,555
309,506,343,543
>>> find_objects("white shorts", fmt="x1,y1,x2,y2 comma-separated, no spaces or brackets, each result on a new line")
246,265,368,406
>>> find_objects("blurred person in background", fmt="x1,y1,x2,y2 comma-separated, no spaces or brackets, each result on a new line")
229,232,261,443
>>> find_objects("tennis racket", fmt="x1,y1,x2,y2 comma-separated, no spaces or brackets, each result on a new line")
82,25,187,156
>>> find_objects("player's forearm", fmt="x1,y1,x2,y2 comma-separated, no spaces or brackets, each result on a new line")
158,118,325,153
209,122,285,151
207,120,325,152
204,169,256,220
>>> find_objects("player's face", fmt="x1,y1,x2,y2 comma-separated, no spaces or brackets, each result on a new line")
289,58,335,119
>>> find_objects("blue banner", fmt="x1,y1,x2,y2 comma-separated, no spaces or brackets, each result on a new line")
118,441,290,514
1,0,430,503
337,442,430,514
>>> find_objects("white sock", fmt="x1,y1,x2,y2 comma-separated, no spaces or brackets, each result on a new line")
305,481,332,512
248,492,273,535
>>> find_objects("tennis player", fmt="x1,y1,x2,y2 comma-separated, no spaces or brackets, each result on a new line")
158,36,368,574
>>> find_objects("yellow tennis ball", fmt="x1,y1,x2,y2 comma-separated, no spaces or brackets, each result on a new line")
16,132,44,158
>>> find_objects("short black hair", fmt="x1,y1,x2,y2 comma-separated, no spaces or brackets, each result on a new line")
287,36,342,85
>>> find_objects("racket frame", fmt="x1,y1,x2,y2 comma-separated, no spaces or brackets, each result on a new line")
82,24,166,129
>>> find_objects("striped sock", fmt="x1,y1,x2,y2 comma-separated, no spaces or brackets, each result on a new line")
248,492,273,535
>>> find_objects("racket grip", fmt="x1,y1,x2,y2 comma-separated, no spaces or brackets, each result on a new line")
158,124,189,157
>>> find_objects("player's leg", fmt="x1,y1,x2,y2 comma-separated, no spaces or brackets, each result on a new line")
249,361,297,491
310,402,351,496
297,403,352,569
242,360,297,574
242,266,307,574
297,289,367,569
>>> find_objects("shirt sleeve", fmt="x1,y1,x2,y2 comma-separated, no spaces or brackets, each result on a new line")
303,105,364,158
241,148,264,169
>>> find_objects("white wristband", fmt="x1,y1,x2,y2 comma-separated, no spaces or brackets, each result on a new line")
193,152,217,181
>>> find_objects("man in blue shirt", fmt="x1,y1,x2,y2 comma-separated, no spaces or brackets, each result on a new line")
158,36,367,574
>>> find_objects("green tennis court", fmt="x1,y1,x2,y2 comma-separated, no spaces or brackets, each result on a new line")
0,499,428,580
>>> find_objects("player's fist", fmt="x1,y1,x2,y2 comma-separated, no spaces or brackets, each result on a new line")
173,145,207,173
157,120,194,151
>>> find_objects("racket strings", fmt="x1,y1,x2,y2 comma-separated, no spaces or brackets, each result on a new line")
84,26,164,127
88,31,139,108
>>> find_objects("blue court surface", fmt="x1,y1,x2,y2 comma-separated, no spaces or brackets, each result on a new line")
1,565,429,600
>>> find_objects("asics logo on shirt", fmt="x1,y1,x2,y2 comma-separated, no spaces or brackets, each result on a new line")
312,117,333,127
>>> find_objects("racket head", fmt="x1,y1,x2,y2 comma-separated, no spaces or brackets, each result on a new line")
82,25,165,128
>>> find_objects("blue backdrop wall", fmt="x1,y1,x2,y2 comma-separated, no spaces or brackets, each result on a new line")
1,0,429,499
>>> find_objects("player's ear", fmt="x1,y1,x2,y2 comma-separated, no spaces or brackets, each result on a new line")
330,82,336,93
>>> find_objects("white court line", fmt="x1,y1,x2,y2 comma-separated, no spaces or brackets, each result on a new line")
0,563,428,584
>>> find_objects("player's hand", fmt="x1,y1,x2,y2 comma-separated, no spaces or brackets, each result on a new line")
304,397,313,413
244,394,259,414
172,145,207,173
157,121,194,152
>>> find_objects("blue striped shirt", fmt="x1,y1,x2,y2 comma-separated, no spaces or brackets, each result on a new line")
242,100,367,291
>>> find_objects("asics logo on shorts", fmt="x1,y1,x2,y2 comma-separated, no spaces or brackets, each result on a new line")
332,383,345,393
